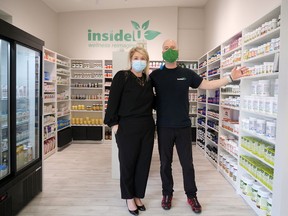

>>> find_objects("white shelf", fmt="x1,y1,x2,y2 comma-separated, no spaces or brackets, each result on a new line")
206,115,219,121
71,87,102,90
240,146,274,168
197,113,206,118
243,50,279,64
221,105,240,111
243,27,280,47
221,62,242,70
196,6,283,215
207,125,219,133
220,126,239,137
71,68,103,71
221,92,240,96
219,168,237,190
222,46,242,58
241,109,277,119
239,193,266,216
241,129,276,145
71,110,102,113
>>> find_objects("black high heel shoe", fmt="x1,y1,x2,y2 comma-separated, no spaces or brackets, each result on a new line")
126,200,139,215
136,204,146,211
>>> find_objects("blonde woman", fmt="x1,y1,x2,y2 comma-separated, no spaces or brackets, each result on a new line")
104,47,155,215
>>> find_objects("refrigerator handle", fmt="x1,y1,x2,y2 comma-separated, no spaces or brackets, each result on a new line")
0,192,8,203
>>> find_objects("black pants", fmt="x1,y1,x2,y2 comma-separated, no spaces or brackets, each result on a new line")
116,116,155,199
157,126,197,198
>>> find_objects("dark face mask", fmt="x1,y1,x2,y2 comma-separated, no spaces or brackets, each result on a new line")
162,48,179,63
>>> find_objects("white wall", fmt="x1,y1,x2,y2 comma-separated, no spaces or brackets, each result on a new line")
178,8,205,60
0,0,58,51
57,7,178,60
204,0,281,52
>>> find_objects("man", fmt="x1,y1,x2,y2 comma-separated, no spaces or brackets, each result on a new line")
150,39,247,213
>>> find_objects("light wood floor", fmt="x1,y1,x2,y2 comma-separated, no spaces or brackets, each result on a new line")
17,142,256,216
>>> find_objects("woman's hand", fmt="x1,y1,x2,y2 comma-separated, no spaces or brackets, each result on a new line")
231,66,249,80
112,125,119,135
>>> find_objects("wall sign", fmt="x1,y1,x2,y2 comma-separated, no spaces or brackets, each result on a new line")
87,20,161,49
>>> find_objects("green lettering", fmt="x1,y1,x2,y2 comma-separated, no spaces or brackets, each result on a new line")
110,31,113,41
88,29,92,41
115,30,123,41
93,33,101,41
102,33,109,41
124,33,132,41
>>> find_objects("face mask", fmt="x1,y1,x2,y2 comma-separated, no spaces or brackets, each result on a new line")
132,60,147,73
162,48,179,63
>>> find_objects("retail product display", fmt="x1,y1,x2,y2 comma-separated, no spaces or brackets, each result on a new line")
104,60,113,140
197,46,221,167
196,6,281,216
178,60,198,142
43,49,72,156
56,54,71,132
43,49,57,158
71,59,104,142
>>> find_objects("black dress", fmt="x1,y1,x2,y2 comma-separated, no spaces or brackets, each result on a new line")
104,70,155,199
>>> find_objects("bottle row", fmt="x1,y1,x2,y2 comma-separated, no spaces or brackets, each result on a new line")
71,117,103,125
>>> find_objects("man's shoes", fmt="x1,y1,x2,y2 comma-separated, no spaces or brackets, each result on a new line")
187,197,202,213
161,195,173,210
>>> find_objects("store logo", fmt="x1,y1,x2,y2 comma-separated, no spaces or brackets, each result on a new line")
88,20,161,42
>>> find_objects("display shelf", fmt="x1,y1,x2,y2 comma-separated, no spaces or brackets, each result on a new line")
71,59,105,142
239,6,280,215
240,146,274,169
239,193,266,216
196,6,283,215
219,144,238,160
205,152,217,168
220,126,239,137
219,168,237,190
56,53,71,142
43,48,57,158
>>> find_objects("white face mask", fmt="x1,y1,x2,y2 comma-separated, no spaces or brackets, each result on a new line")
132,60,147,73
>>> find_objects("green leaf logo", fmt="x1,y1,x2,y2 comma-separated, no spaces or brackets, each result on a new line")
144,30,161,40
131,20,161,40
142,20,150,30
131,21,140,30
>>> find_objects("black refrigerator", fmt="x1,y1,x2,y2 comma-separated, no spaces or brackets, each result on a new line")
0,19,43,215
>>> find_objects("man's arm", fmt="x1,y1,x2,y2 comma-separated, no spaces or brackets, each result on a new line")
199,66,249,90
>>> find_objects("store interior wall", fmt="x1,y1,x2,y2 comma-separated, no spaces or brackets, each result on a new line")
204,0,281,52
0,0,283,60
0,0,58,51
57,7,179,60
178,8,205,60
57,7,204,60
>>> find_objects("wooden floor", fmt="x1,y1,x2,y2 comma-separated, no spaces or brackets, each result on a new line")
17,142,256,216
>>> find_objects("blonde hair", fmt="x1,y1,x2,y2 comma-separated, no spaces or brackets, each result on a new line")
128,46,150,79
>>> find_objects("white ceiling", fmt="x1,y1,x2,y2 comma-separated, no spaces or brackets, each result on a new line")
41,0,209,13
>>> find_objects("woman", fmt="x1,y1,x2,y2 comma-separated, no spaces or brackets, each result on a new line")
104,47,155,215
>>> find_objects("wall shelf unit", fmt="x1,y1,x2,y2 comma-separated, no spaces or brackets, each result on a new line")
70,59,104,143
197,5,282,216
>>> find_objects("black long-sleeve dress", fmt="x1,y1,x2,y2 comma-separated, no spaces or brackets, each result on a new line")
104,70,155,199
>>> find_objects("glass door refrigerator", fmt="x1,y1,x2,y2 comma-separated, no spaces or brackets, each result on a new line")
0,19,43,216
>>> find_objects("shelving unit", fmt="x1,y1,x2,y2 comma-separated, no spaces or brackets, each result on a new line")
43,48,57,159
70,59,104,142
196,6,282,216
104,60,113,141
196,54,207,152
56,54,72,149
238,6,280,215
177,60,198,144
